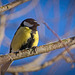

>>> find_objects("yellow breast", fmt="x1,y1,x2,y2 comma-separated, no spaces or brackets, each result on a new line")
11,27,39,51
32,31,39,47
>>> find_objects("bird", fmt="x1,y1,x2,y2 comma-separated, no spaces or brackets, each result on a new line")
1,18,39,75
10,18,39,52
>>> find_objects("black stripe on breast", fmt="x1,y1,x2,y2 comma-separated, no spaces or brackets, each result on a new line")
19,33,34,50
10,46,12,53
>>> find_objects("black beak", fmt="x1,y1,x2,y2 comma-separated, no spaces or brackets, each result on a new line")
37,24,40,26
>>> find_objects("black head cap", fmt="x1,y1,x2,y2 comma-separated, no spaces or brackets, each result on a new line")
21,18,40,31
25,18,39,26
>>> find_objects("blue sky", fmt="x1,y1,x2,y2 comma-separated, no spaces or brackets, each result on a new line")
0,0,75,75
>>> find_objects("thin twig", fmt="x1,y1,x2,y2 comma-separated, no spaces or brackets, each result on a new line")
43,22,75,61
0,0,30,13
7,0,40,20
0,15,6,46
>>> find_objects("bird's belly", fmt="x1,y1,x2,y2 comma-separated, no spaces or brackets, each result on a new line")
11,27,31,51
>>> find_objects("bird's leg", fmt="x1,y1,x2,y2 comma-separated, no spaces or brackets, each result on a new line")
32,46,36,53
30,46,36,54
14,51,19,56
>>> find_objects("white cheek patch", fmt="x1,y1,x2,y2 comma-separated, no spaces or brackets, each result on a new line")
34,21,37,23
23,21,33,27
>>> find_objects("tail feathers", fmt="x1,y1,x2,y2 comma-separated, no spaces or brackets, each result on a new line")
1,61,12,75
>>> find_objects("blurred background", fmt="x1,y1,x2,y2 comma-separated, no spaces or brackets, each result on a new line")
0,0,75,75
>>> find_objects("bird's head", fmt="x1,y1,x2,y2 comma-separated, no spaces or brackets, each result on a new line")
21,18,40,31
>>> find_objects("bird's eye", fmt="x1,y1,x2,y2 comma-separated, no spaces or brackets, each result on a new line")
23,21,33,27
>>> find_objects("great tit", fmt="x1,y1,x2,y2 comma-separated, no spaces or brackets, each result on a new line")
10,18,39,52
1,18,39,74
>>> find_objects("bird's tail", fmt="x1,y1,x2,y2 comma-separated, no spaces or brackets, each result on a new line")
1,60,13,75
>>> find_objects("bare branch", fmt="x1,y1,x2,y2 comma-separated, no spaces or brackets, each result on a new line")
0,15,6,46
62,56,73,63
0,36,75,64
8,53,48,72
7,45,75,73
7,0,40,20
0,0,30,13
